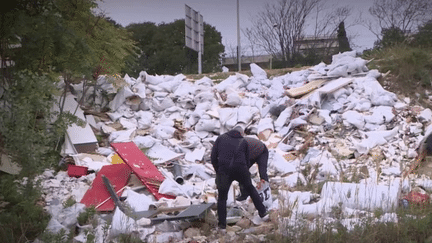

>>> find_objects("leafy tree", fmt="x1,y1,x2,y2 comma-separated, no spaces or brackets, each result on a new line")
412,20,432,48
0,0,136,172
202,23,225,73
374,26,406,49
125,19,224,76
337,21,351,52
123,22,158,76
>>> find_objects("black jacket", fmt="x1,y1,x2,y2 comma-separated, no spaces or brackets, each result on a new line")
244,137,268,181
211,129,250,174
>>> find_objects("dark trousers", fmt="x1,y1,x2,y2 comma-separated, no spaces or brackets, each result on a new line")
217,164,266,228
239,148,269,197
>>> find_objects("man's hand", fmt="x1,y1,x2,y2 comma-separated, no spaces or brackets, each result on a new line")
257,179,267,190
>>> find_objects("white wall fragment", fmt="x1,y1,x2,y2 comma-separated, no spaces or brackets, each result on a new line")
185,147,206,162
250,63,267,80
320,182,400,212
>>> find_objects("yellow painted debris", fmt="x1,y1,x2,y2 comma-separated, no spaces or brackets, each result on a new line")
109,153,124,164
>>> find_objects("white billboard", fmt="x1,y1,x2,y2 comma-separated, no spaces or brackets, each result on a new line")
185,4,203,54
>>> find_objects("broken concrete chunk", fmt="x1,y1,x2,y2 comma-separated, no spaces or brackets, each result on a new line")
250,63,267,80
419,108,432,123
0,153,22,175
308,114,324,125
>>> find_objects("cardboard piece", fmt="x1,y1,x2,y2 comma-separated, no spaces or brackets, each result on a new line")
80,164,132,211
111,142,175,200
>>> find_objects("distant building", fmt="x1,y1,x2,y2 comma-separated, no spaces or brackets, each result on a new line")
221,54,273,71
293,35,339,56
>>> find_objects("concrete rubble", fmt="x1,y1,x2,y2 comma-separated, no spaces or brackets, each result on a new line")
20,50,432,242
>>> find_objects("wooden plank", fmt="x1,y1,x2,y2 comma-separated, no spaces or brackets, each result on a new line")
285,80,327,98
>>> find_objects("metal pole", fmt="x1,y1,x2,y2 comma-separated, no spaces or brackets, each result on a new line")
237,0,241,71
198,49,202,74
198,13,203,74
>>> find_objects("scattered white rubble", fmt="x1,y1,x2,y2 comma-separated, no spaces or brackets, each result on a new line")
34,51,432,241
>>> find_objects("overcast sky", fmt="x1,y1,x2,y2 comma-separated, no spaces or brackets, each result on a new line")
97,0,377,55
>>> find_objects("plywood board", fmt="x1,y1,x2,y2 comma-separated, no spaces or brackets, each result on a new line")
80,164,132,211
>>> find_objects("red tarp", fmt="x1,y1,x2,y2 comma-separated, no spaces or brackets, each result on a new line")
80,163,131,211
111,142,175,200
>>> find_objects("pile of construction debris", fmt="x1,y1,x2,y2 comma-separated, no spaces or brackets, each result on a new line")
13,50,432,242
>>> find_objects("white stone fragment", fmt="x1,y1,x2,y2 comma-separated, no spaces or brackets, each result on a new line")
419,108,432,123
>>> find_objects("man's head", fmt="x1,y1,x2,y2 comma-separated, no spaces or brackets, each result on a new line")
232,125,245,136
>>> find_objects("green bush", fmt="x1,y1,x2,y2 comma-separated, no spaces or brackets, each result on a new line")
412,20,432,48
363,44,432,89
0,70,73,176
77,207,97,226
0,175,50,243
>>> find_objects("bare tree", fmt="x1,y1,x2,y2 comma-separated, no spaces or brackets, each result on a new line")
245,0,321,65
303,4,355,58
222,42,248,70
366,0,432,40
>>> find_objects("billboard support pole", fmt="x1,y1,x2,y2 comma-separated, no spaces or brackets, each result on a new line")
198,14,202,74
237,0,241,72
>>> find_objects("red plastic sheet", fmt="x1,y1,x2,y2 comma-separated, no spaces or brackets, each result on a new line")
111,142,175,200
80,164,131,211
404,191,430,208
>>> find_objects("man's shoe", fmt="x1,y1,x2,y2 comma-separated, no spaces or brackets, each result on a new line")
259,210,269,218
236,194,249,201
217,226,226,235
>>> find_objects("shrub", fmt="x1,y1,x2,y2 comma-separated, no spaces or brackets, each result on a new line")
0,175,50,243
364,44,432,89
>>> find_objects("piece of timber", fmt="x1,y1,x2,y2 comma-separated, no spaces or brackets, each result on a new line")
285,79,327,98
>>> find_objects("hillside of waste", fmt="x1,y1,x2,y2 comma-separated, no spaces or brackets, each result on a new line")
26,50,432,242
